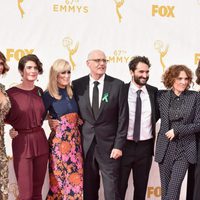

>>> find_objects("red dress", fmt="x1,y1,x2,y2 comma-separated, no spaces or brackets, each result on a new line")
6,86,48,158
6,86,49,200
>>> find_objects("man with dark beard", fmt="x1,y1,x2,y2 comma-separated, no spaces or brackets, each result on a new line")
119,56,159,200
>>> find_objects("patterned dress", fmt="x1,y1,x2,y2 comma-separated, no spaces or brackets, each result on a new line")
0,83,11,200
43,88,83,200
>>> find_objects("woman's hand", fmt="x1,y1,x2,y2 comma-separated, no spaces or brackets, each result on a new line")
165,129,175,141
9,128,18,139
48,117,59,131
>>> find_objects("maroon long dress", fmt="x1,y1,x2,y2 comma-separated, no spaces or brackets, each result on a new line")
6,86,48,200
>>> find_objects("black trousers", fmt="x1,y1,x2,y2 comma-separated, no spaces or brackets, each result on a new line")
119,139,153,200
186,164,195,200
186,137,200,200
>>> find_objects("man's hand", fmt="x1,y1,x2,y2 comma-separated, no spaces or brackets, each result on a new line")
110,148,122,159
165,129,175,141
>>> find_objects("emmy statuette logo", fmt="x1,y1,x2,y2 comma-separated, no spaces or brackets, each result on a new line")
17,0,25,18
154,40,169,72
63,37,79,70
113,0,124,23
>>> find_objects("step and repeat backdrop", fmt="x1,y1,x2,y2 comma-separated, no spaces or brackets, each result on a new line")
1,0,200,199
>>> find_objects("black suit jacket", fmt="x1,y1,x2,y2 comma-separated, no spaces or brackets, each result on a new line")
124,83,159,153
155,90,200,164
72,74,129,158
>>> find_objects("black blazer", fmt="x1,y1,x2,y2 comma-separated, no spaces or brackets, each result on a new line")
155,90,200,164
124,83,159,152
72,74,129,158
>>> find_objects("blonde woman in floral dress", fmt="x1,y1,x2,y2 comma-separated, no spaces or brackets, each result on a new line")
43,59,83,200
0,51,11,200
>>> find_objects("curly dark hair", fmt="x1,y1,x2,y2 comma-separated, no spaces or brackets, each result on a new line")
18,54,43,74
195,60,200,85
129,56,151,72
162,65,193,89
0,51,9,74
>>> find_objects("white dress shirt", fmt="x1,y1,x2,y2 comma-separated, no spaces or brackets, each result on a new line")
127,82,153,141
89,74,105,108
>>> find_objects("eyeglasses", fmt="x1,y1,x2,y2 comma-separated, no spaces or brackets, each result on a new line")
0,62,4,66
88,59,109,64
61,70,71,74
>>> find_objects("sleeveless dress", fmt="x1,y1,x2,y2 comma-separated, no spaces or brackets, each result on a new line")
0,83,11,200
6,86,49,200
43,88,83,200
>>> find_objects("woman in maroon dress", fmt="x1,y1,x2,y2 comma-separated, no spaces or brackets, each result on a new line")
6,54,48,200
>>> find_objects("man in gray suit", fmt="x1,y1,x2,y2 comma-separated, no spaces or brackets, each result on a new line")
72,49,128,200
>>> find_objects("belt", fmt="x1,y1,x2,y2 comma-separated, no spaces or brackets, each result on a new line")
126,138,153,144
16,127,43,134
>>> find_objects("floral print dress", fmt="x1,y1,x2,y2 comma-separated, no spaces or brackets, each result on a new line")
0,83,11,200
43,88,83,200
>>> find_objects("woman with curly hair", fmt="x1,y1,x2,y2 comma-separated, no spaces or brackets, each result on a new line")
155,64,200,200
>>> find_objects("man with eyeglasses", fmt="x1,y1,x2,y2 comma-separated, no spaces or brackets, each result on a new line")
119,56,159,200
72,49,128,200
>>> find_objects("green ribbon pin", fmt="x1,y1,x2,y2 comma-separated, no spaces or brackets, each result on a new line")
37,89,42,97
102,93,109,102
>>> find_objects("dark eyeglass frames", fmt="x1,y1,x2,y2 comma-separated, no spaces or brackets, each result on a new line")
88,59,109,64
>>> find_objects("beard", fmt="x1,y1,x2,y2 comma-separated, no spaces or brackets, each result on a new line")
134,76,149,86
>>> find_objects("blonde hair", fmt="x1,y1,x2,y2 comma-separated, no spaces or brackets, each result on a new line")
47,59,73,100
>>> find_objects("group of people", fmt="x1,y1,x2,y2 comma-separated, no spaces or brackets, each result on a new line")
0,49,200,200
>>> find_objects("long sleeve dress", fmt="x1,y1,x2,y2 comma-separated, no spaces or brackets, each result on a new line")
0,83,11,200
43,88,83,200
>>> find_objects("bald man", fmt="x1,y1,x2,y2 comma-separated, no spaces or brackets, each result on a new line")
72,50,128,200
